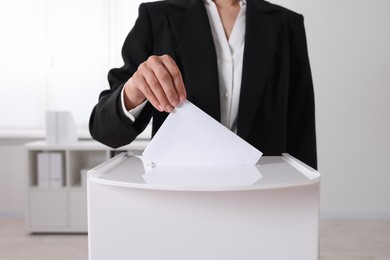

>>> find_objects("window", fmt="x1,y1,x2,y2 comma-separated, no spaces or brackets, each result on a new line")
0,0,144,134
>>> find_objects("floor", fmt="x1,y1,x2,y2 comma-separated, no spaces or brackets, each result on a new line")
319,219,390,260
0,218,389,260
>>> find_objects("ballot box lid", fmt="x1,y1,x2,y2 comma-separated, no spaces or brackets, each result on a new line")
88,153,320,192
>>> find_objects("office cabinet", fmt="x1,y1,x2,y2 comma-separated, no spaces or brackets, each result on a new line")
25,140,148,233
29,189,67,228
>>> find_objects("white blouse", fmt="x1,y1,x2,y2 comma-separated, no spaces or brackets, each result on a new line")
203,0,246,132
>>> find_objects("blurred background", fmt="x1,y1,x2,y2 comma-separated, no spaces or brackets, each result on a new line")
0,0,389,259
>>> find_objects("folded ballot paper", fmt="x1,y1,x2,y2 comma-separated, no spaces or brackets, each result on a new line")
142,100,262,167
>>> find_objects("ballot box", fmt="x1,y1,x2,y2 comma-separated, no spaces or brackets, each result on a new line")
87,153,320,260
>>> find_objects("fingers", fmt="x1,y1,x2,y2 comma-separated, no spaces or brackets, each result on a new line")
128,55,186,113
147,56,177,111
160,55,186,103
138,60,173,112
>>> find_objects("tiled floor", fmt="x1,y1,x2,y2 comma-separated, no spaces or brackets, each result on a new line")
0,218,389,260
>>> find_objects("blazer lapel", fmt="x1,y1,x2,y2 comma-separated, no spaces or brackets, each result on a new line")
169,0,221,121
237,0,281,139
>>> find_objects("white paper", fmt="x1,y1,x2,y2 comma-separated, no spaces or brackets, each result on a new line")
142,100,262,166
143,166,262,188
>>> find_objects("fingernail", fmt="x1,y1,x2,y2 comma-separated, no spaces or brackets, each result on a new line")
171,99,178,107
180,96,186,103
158,105,164,111
166,105,173,112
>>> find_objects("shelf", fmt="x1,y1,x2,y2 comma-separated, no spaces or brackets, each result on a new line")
68,150,106,187
25,139,149,151
70,186,87,191
29,187,67,192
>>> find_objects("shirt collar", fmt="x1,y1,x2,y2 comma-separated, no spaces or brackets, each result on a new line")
203,0,246,6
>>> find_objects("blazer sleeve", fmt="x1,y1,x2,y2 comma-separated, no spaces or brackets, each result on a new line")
287,14,318,169
89,4,154,148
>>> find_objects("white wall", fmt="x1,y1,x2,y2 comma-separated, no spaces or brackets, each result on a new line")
0,0,389,218
272,0,390,217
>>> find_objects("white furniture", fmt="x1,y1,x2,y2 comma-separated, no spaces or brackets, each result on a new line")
88,153,320,260
25,140,148,233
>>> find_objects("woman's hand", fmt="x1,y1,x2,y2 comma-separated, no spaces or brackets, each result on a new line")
123,55,187,112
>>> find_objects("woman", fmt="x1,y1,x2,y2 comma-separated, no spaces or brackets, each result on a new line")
89,0,318,169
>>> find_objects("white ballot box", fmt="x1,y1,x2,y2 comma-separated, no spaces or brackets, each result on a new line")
87,154,320,260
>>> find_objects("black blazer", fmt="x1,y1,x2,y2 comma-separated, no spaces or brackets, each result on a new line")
89,0,318,169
